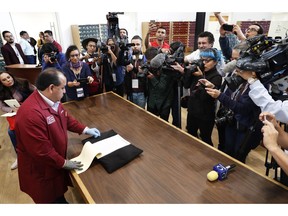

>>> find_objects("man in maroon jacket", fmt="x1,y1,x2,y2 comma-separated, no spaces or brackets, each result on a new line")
1,30,28,65
15,68,101,203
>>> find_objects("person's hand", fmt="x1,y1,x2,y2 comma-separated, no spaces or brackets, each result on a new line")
261,119,279,152
87,76,94,84
85,128,101,138
126,63,134,72
259,112,278,128
198,79,214,88
205,88,221,99
170,62,184,74
63,160,83,170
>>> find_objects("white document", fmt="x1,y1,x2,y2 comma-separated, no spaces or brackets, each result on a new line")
1,112,17,117
4,99,20,108
71,134,130,174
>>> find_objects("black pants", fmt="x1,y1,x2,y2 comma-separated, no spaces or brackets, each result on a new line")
187,114,215,146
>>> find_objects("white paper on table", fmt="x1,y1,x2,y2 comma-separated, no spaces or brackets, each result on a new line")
71,134,130,174
1,112,17,117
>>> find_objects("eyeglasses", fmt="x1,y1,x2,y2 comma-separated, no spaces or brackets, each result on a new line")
70,54,79,57
202,58,213,63
245,27,258,33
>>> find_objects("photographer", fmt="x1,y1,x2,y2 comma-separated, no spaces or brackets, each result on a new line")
123,35,147,108
260,112,288,175
178,48,222,146
81,37,101,95
61,45,94,101
41,43,66,71
201,58,263,162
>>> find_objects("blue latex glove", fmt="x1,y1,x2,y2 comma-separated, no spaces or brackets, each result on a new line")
85,128,101,138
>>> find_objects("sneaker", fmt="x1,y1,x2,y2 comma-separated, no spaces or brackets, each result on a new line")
11,159,18,170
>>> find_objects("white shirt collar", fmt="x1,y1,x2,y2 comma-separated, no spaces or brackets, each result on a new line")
38,90,60,112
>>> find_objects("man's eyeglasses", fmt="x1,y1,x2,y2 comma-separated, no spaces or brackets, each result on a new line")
202,58,213,63
245,27,258,33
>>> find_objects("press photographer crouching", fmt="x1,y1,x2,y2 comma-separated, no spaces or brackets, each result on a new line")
202,56,264,163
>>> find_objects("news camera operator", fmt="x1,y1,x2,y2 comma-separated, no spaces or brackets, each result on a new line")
145,47,178,121
201,57,263,162
41,43,66,71
172,48,222,146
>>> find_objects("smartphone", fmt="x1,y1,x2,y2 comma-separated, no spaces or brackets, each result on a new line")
222,24,234,32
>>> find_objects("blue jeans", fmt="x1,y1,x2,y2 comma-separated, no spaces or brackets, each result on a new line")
128,92,146,109
8,128,17,153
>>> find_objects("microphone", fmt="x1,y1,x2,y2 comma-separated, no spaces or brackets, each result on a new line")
207,163,236,181
150,53,166,69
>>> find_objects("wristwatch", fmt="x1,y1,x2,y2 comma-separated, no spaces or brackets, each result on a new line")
248,77,258,85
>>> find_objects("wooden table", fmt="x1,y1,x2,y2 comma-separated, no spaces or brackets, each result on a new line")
64,92,288,204
5,64,41,84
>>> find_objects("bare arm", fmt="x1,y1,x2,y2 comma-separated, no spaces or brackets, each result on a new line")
214,12,226,25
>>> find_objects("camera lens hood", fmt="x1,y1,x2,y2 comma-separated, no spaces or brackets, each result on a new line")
236,56,267,73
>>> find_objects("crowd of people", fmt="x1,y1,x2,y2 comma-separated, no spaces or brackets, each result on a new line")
1,12,288,203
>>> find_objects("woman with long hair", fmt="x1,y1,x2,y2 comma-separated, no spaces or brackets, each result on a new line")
0,71,35,169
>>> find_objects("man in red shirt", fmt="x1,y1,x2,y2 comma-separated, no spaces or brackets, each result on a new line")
145,22,170,53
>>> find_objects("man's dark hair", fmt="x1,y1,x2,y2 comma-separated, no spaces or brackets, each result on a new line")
119,28,128,36
144,47,158,61
44,30,53,36
2,30,10,38
36,68,62,91
41,43,59,53
20,31,27,36
198,31,215,44
253,23,264,35
131,35,142,41
157,26,166,32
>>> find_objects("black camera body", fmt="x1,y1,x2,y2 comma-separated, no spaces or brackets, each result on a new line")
185,59,205,74
222,24,234,32
229,35,288,92
47,52,57,62
215,107,234,127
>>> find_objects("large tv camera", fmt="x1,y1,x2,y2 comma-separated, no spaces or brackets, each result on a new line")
106,12,124,40
225,35,288,92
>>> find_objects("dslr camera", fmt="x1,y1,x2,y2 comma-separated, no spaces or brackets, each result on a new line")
185,59,205,74
215,107,234,127
47,52,57,63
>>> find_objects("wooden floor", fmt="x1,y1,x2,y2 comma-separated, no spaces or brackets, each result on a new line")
0,106,279,204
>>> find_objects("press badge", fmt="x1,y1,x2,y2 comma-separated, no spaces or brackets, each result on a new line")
132,79,139,89
112,73,116,82
76,88,84,98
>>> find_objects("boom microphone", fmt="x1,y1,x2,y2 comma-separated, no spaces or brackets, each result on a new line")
207,163,236,181
150,53,166,69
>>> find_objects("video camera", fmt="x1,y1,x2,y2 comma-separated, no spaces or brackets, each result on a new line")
225,35,288,92
162,42,185,70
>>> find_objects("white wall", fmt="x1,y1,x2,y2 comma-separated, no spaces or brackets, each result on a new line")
2,12,288,52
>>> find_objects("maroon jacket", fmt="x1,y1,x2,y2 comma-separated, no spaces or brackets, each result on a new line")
15,91,85,203
1,43,28,65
